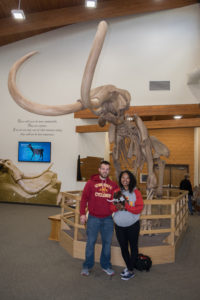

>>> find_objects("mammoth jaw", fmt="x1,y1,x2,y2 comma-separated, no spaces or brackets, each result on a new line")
8,51,84,116
17,179,51,195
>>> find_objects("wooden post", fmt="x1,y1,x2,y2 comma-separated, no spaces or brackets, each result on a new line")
180,197,183,233
48,214,61,241
170,202,175,246
185,194,189,226
74,199,80,241
176,199,180,237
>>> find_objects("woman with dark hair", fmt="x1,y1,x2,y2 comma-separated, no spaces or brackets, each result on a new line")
110,170,143,280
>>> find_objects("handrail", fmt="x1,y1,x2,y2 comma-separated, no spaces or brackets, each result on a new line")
60,189,188,246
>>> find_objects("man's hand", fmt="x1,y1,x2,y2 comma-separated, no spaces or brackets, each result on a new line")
80,214,87,225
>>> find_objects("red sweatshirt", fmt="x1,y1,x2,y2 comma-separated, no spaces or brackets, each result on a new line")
80,174,118,218
110,189,144,214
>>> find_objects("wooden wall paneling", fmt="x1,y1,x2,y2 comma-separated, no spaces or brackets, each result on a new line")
163,167,171,187
109,128,194,187
76,118,200,133
171,166,188,188
149,128,194,186
76,124,109,133
74,104,200,119
144,118,200,129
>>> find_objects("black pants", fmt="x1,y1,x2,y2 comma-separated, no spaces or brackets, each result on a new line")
115,221,140,271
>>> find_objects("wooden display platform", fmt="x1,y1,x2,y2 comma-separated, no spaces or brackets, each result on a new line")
58,190,188,266
60,231,177,265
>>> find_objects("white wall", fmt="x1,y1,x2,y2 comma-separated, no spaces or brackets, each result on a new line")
0,4,200,190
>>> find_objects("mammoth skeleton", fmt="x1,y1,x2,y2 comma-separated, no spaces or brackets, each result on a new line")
8,21,169,228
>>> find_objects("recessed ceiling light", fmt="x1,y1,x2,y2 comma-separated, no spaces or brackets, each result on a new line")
85,0,97,8
11,9,25,20
173,115,182,120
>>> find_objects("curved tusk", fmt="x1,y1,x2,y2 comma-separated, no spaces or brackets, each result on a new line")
8,51,84,116
81,21,108,109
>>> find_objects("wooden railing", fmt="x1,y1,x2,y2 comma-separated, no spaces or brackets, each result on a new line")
60,191,84,241
60,189,188,246
140,190,188,245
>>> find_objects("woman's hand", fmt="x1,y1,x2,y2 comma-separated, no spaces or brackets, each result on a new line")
115,203,124,211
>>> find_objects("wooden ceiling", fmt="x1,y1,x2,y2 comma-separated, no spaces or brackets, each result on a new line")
0,0,198,46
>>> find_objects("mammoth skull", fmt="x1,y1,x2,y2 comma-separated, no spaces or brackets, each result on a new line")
8,21,130,118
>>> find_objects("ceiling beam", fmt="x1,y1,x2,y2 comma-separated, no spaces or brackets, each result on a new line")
0,0,197,41
76,117,200,132
74,104,200,119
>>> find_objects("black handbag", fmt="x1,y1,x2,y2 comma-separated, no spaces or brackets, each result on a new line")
135,253,152,272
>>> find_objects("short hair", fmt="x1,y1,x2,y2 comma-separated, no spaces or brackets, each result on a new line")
119,170,137,193
100,160,110,167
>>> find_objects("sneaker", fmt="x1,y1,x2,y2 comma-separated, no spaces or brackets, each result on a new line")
102,268,115,276
120,267,128,276
81,268,89,276
121,271,135,280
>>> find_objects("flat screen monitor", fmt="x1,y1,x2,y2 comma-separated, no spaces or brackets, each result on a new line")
18,141,51,162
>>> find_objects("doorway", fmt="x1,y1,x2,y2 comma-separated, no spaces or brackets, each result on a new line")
154,164,189,188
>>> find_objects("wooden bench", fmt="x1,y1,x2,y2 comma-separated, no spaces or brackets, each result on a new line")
48,212,74,241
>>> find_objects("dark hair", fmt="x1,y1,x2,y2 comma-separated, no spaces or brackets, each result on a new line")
100,160,110,167
119,170,137,193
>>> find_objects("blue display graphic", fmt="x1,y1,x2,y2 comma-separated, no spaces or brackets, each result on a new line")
18,142,51,162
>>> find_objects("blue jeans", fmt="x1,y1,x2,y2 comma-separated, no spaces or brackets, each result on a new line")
83,214,114,269
188,195,193,214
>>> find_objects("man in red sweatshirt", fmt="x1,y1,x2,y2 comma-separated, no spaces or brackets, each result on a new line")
80,160,118,276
